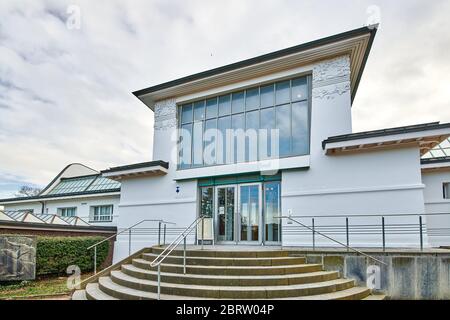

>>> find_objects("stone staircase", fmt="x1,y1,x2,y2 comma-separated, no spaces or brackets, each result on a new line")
72,247,385,300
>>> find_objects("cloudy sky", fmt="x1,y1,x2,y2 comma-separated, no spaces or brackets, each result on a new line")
0,0,449,198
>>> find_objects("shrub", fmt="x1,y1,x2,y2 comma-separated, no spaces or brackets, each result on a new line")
36,236,109,276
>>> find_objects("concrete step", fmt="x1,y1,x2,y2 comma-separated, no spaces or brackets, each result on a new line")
362,294,387,300
71,290,87,300
109,270,356,299
83,278,373,301
150,247,291,258
142,253,306,266
121,264,339,286
86,283,118,300
132,258,323,276
279,287,372,300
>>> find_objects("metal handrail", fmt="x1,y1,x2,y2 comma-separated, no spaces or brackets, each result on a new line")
150,215,208,300
277,215,388,266
88,219,175,274
286,212,450,219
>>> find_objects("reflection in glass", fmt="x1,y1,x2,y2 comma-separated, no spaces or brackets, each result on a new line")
179,123,192,169
265,182,281,242
232,91,245,114
240,185,259,241
275,81,290,105
292,101,309,155
276,104,291,157
218,95,231,116
217,187,235,242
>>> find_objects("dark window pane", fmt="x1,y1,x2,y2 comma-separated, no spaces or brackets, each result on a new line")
260,84,274,108
194,100,205,121
232,114,245,163
276,104,291,157
245,110,259,162
181,104,193,124
292,101,309,155
275,81,290,105
206,98,218,119
218,95,231,116
260,107,275,159
246,88,259,111
232,91,245,114
179,123,192,169
201,187,214,218
217,116,231,164
292,77,308,101
204,119,217,166
193,121,203,167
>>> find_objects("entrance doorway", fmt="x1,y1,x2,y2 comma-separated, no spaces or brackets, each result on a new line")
200,180,281,245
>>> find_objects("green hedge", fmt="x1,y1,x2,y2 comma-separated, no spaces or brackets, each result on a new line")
36,236,109,276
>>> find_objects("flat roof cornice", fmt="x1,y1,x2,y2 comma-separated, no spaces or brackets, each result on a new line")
323,122,450,156
133,25,377,109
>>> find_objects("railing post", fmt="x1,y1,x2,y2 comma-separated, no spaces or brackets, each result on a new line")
163,224,167,246
312,218,315,251
94,246,97,275
157,264,161,300
128,229,132,256
183,237,187,275
201,216,205,250
382,217,386,252
419,216,424,251
158,221,162,247
346,217,349,252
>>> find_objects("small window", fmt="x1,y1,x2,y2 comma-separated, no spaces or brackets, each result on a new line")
18,209,34,214
58,207,77,217
444,183,450,199
90,205,113,222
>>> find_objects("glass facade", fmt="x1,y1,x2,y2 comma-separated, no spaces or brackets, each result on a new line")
178,75,310,169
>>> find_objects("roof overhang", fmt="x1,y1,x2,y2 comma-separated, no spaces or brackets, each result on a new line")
421,157,450,173
323,122,450,156
133,26,378,110
101,161,169,181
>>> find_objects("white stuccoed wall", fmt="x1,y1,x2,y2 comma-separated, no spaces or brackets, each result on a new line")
422,171,450,247
114,99,197,262
281,55,427,248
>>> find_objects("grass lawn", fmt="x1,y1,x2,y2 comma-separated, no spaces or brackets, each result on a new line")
0,273,92,300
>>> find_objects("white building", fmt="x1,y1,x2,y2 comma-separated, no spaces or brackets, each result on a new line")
92,25,450,262
0,163,120,227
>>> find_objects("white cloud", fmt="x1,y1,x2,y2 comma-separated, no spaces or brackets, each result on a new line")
0,0,450,195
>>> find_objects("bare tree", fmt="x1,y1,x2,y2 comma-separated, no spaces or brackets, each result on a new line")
15,186,42,198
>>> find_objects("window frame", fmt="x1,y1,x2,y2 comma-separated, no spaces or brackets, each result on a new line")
58,207,77,217
444,183,450,199
177,74,312,170
90,205,114,223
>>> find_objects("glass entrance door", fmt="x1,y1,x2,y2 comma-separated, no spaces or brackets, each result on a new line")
238,184,261,243
216,186,236,243
211,181,279,245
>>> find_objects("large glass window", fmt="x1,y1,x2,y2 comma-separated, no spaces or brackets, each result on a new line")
178,75,310,169
444,183,450,199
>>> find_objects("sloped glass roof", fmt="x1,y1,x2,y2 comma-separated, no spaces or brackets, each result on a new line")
48,176,96,195
86,176,121,191
422,138,450,159
47,175,120,195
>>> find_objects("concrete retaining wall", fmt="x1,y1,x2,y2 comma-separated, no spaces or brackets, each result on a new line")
295,249,450,300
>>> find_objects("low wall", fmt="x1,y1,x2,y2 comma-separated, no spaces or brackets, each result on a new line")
291,248,450,300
